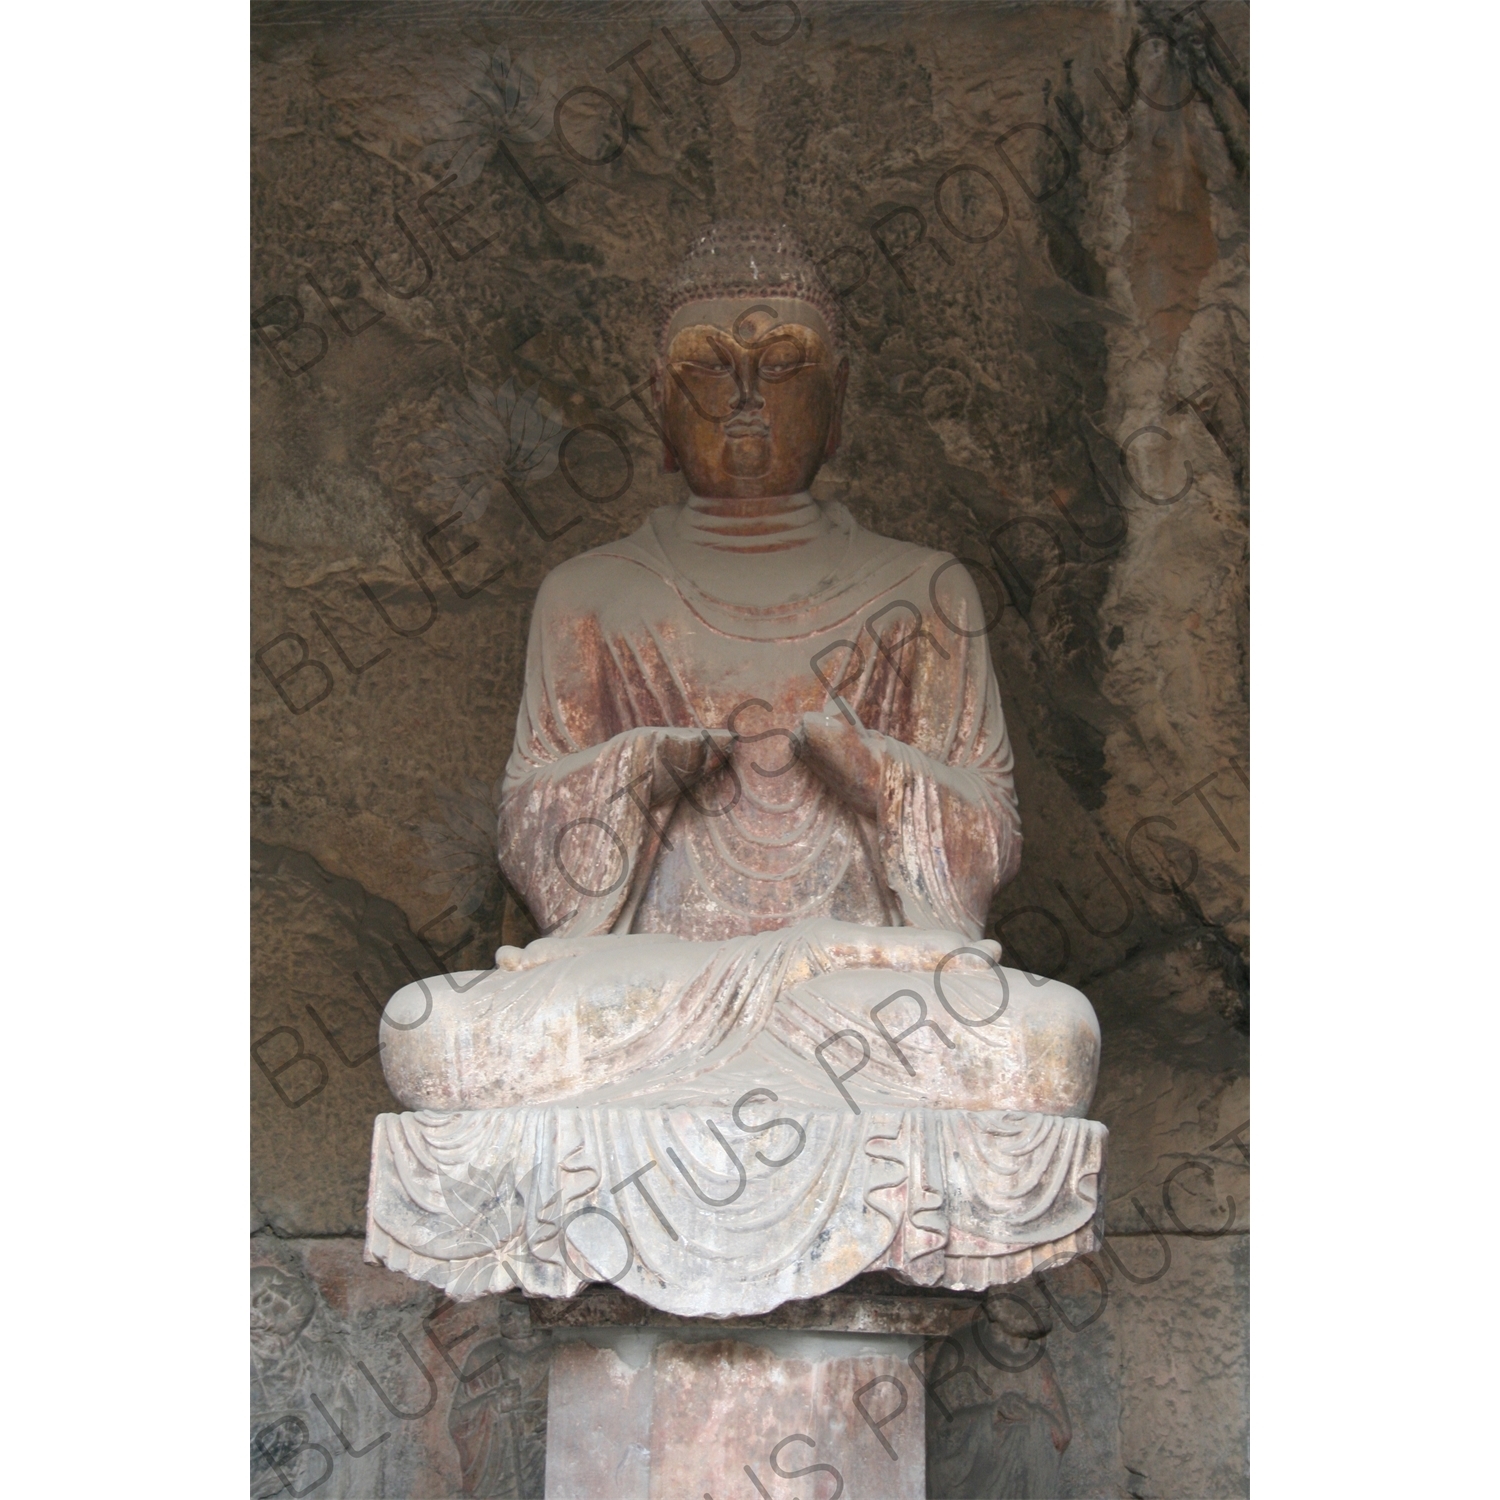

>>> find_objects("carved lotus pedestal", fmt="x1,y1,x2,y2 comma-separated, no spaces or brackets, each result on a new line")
365,1095,1101,1496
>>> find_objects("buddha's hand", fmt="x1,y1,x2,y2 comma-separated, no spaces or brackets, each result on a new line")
797,711,885,820
495,934,622,971
648,726,737,807
821,927,1003,974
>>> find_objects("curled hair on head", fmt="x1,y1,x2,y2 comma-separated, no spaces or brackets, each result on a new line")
657,220,845,356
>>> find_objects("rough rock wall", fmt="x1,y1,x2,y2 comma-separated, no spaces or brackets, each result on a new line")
251,3,1248,1494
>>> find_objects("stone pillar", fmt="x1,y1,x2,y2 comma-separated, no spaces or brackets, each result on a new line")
531,1283,983,1500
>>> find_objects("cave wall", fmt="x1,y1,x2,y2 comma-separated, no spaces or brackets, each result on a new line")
251,3,1248,1494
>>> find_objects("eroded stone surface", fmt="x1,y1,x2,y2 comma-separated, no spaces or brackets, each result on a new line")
1045,1233,1249,1499
251,1235,479,1499
1091,936,1249,1239
922,1304,1072,1500
251,842,410,1235
546,1326,927,1500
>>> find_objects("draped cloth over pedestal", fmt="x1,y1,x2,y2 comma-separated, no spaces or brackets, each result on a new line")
367,1097,1105,1316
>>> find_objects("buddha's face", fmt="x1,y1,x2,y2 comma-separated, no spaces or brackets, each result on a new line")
654,304,849,499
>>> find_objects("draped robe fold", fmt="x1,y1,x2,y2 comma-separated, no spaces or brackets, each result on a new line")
496,501,1022,945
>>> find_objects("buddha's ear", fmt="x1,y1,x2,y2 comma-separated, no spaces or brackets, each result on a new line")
824,354,850,460
651,357,680,472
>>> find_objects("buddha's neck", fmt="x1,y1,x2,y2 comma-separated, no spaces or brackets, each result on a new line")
682,491,828,553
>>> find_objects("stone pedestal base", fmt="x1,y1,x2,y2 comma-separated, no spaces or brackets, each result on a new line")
533,1286,981,1500
545,1327,922,1499
525,1278,1076,1497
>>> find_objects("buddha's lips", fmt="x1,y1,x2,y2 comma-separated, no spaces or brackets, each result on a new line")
722,415,770,437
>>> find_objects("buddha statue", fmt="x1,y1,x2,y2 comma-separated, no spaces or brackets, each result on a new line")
367,223,1107,1318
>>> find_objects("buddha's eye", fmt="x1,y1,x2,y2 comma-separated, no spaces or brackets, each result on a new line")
677,356,732,376
757,357,812,382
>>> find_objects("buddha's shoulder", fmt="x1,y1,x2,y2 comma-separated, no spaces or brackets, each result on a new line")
532,518,676,608
837,507,964,580
838,513,992,620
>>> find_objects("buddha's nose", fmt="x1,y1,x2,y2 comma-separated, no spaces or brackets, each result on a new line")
731,367,766,410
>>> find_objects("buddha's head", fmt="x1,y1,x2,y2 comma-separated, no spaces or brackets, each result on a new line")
652,221,849,500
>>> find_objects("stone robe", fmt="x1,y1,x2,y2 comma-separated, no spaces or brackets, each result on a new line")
380,502,1101,1119
369,502,1106,1315
496,500,1022,943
